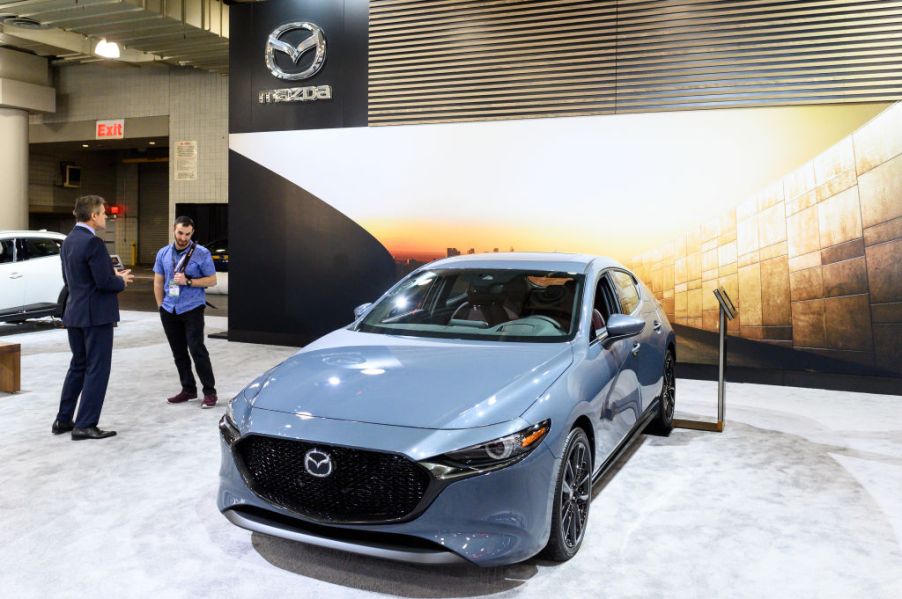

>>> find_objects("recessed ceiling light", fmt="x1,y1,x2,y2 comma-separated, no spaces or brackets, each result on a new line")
94,38,121,59
1,16,47,29
148,141,156,145
82,144,89,148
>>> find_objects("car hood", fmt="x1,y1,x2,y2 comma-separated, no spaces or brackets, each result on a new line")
251,329,573,429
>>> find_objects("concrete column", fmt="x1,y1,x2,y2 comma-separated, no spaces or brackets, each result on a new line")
1,48,55,231
0,107,28,230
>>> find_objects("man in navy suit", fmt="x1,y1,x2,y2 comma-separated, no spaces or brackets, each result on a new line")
52,195,134,440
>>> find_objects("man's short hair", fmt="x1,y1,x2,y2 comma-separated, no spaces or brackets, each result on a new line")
73,195,105,222
174,216,195,229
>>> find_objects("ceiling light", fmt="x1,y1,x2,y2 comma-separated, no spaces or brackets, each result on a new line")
148,141,156,145
1,16,47,29
82,144,89,148
94,39,120,59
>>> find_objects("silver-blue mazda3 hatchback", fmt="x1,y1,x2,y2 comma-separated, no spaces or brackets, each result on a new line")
218,253,675,566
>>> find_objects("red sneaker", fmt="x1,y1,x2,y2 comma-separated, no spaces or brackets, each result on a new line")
201,394,218,409
167,391,197,404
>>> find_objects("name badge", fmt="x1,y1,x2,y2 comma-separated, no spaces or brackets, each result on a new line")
168,282,180,298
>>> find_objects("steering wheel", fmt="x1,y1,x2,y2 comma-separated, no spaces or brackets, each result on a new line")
450,302,470,320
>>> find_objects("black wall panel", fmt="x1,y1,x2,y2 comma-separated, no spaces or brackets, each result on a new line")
228,151,395,346
229,0,369,134
230,0,379,345
175,204,228,246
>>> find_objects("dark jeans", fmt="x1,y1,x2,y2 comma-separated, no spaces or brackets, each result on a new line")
159,305,216,396
57,324,114,428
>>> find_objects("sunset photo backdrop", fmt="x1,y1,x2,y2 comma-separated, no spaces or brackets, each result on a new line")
230,101,901,376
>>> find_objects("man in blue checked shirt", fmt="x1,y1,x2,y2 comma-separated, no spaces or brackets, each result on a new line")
153,216,219,408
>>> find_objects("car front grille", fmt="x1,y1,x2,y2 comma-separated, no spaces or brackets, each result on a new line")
234,435,432,523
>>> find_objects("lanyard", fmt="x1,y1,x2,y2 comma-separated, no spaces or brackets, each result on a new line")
170,242,196,275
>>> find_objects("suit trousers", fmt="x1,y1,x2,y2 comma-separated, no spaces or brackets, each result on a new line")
57,324,114,428
159,305,216,395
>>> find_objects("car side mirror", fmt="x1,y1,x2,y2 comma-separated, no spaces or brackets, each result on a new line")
353,303,373,319
604,313,645,343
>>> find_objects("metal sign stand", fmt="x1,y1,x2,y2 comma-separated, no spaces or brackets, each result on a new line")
673,287,736,433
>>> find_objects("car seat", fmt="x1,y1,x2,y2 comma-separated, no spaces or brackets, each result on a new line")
452,282,513,326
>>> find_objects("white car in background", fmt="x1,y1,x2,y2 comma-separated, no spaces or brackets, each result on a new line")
0,230,67,323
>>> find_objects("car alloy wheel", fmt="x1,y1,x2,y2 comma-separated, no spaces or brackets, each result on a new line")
648,349,676,436
560,437,591,549
661,350,675,425
543,427,592,561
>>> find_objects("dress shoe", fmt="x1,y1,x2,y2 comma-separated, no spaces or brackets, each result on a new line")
167,390,197,404
51,419,74,435
71,426,117,441
201,393,218,409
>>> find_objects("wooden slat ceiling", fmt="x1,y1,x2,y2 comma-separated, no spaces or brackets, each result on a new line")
368,0,902,125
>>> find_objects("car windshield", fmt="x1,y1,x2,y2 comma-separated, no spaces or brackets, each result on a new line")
356,268,584,342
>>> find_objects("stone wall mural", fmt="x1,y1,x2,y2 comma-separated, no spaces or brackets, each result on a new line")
628,102,902,376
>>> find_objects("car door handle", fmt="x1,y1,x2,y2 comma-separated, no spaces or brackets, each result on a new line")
631,342,641,356
653,320,662,333
8,273,23,279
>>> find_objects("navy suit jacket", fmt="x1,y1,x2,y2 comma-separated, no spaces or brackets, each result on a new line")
61,226,125,327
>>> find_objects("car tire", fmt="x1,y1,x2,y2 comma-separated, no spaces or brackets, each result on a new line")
647,349,675,436
53,286,68,319
542,427,592,562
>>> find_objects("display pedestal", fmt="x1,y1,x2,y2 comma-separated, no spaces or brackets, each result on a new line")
674,287,736,434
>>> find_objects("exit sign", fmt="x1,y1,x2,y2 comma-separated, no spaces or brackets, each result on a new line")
96,119,125,139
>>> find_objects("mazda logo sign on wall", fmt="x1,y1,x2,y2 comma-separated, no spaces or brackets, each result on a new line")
265,21,326,81
304,448,333,478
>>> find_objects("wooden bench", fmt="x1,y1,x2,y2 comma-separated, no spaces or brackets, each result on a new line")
0,342,21,393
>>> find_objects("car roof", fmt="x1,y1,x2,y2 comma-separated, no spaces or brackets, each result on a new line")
0,230,67,240
426,252,622,273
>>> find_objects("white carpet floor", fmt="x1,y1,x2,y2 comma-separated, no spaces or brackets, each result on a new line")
1,311,900,599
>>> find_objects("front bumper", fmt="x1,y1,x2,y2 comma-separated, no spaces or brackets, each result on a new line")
218,411,558,567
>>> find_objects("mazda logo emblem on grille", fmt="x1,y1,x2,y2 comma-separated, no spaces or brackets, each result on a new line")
304,448,333,478
265,21,326,81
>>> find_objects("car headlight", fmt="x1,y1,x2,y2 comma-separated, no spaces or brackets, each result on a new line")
422,420,550,480
226,396,239,425
220,409,241,446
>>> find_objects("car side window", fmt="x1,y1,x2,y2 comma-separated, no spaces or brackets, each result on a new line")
0,240,14,264
595,278,616,320
589,276,618,340
14,239,29,262
24,237,62,259
611,271,640,315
